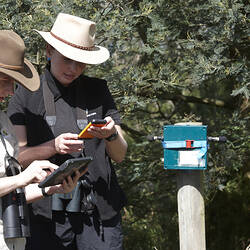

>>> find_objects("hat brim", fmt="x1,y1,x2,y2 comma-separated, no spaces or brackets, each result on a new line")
35,30,110,65
0,58,40,91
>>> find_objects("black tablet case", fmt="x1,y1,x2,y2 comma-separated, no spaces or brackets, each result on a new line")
38,156,93,188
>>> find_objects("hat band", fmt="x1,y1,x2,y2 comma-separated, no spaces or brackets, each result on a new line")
50,32,95,51
0,63,23,70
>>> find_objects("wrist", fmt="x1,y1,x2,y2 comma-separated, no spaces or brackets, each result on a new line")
105,130,119,142
15,174,27,188
52,139,58,154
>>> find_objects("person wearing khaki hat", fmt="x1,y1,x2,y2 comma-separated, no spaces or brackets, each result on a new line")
0,27,86,250
0,30,85,250
8,13,127,250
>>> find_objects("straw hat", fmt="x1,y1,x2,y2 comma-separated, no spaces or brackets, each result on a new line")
0,30,40,91
35,13,110,65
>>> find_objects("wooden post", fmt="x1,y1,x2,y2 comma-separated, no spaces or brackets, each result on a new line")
177,170,206,250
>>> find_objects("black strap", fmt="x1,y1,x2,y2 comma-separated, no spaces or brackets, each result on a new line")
0,130,20,175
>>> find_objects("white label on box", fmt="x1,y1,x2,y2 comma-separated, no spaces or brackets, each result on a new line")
178,150,205,167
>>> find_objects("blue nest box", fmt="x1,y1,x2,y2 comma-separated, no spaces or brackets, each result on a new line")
162,124,207,170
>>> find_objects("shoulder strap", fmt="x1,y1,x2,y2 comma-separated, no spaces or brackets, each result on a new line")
42,72,56,133
76,107,88,130
75,75,88,130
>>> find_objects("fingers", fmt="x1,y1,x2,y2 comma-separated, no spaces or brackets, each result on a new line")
52,170,82,194
44,178,72,195
37,170,48,182
55,133,84,154
56,144,83,154
21,163,48,186
72,169,84,182
30,168,47,182
30,160,58,173
40,169,86,195
61,133,80,140
63,170,81,190
46,184,63,194
104,116,113,126
32,167,51,183
87,117,116,139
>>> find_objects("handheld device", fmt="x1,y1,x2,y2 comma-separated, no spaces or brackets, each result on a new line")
38,156,93,188
78,119,107,139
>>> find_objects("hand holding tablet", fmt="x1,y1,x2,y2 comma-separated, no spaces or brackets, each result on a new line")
38,157,93,188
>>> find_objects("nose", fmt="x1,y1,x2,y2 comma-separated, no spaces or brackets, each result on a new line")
68,60,85,73
69,61,79,72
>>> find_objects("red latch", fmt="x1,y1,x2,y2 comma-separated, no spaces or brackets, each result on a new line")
186,140,194,148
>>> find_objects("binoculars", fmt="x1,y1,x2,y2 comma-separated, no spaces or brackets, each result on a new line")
81,177,97,215
1,158,30,239
2,188,30,238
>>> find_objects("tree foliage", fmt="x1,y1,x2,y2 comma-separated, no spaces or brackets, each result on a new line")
0,0,249,249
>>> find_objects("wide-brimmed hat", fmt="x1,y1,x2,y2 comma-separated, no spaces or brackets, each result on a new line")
0,30,40,91
34,13,110,65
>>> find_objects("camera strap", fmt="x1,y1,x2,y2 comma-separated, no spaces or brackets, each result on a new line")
80,178,104,239
0,127,9,156
0,129,21,176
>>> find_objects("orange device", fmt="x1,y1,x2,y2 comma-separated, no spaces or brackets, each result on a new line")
78,119,107,139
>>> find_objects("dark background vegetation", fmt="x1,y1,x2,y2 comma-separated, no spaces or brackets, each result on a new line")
0,0,249,249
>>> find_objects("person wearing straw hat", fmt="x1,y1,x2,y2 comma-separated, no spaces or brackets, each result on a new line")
8,13,127,250
0,30,84,250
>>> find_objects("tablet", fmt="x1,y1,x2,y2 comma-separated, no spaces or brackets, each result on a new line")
78,119,107,139
38,157,93,188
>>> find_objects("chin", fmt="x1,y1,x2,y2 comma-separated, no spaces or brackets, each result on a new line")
60,78,74,86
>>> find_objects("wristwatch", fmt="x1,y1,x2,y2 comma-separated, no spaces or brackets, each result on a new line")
105,131,118,142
